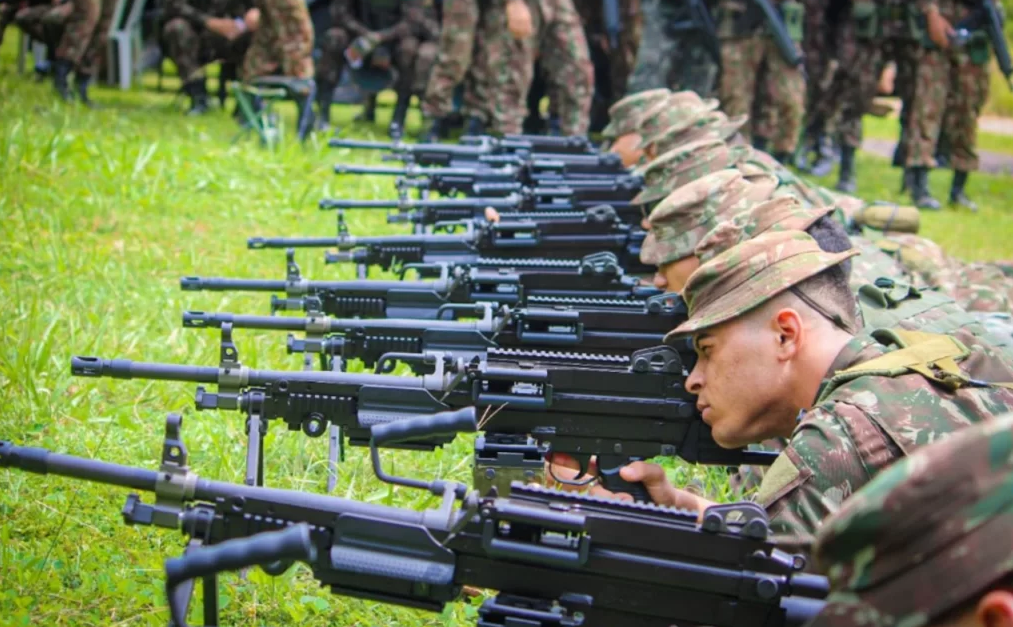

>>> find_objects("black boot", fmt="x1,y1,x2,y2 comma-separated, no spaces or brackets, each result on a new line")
184,80,209,115
546,115,562,137
75,73,96,108
522,113,544,135
835,145,857,193
388,93,411,139
773,151,793,165
53,58,73,101
420,116,447,143
810,133,836,177
910,166,941,210
752,136,769,153
463,116,485,136
949,170,978,212
900,167,912,193
315,83,334,130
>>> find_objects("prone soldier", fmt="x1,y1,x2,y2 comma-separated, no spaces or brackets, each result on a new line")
161,0,257,115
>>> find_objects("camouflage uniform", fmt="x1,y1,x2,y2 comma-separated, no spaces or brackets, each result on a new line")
716,0,806,155
636,91,720,151
161,0,253,83
667,229,1013,557
55,0,117,75
14,0,71,49
632,139,752,206
241,0,313,80
572,0,641,129
481,0,593,135
420,0,479,118
810,414,1013,627
601,88,670,140
626,0,719,97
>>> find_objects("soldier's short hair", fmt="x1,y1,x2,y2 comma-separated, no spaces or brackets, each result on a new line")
805,215,854,279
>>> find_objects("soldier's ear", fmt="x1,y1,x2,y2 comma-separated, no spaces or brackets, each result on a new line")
770,307,803,361
974,590,1013,627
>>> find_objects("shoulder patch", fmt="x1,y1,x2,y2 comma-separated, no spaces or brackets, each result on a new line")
754,453,801,506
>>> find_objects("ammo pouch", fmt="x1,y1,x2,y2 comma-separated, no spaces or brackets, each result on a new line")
779,0,804,42
852,1,879,40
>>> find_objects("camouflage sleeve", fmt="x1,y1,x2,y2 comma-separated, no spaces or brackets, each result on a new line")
754,404,899,561
331,0,370,37
165,0,212,26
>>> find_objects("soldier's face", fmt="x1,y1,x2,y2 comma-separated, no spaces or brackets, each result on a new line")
685,312,796,448
609,133,645,168
653,256,700,293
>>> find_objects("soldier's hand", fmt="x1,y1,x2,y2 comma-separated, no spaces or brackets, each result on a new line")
505,0,534,40
925,5,954,49
205,16,242,39
544,452,602,494
243,8,260,32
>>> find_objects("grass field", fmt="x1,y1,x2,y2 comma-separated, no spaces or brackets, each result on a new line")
2,34,1013,627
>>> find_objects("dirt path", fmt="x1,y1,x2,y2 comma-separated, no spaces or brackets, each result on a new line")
861,138,1013,176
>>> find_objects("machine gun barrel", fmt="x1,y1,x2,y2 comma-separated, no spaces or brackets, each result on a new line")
180,276,291,292
0,441,160,492
319,196,525,211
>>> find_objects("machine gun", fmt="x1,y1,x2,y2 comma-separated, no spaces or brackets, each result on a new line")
180,293,685,372
0,412,828,627
70,336,776,500
956,0,1012,90
753,0,805,69
247,218,652,278
393,174,643,202
329,134,600,167
181,251,660,319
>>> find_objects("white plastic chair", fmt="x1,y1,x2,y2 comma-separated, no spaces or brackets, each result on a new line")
17,32,47,75
105,0,148,89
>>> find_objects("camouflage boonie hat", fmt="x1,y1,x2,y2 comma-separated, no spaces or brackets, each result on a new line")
809,414,1013,627
652,110,748,154
631,139,731,205
637,92,722,149
640,170,751,266
602,89,671,138
695,198,837,263
666,230,859,339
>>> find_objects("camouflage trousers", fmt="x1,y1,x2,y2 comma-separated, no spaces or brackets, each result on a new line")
903,45,989,171
626,0,717,97
801,0,831,112
461,26,491,122
162,18,252,84
818,23,885,149
420,0,480,117
482,0,593,135
15,2,71,49
720,35,806,153
317,29,424,96
56,0,116,74
241,0,313,80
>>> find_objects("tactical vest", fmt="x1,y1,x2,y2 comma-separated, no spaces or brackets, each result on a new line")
856,279,1013,361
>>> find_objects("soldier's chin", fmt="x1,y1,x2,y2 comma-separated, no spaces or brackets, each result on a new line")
710,420,748,450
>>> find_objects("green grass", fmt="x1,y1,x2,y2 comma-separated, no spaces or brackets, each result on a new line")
1,34,1013,627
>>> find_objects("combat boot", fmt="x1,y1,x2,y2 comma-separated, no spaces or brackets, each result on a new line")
949,170,978,212
835,145,857,194
388,94,411,139
52,58,73,101
910,166,941,210
752,136,769,153
546,115,562,137
773,151,793,165
315,83,335,131
463,116,485,136
184,80,209,116
809,133,836,177
355,93,377,123
900,167,912,193
75,72,97,108
420,116,447,143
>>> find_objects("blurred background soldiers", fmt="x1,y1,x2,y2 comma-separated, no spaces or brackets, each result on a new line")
0,0,16,46
240,0,313,88
902,0,993,211
51,0,118,105
481,0,593,136
573,0,642,131
626,0,719,98
882,1,922,184
420,0,487,140
715,0,806,162
161,0,257,115
12,0,71,77
316,0,438,136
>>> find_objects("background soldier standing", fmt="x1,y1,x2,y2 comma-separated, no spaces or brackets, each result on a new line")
161,0,257,115
902,0,991,211
13,0,71,63
626,0,719,97
572,0,642,131
52,0,118,105
240,0,313,82
419,0,481,140
481,0,593,136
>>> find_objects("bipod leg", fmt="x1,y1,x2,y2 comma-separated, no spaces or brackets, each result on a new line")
327,425,342,493
168,538,220,627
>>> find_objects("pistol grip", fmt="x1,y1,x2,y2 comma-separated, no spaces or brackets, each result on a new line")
596,455,652,503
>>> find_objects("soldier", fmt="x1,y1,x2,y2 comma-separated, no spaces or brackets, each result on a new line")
626,0,720,97
481,0,593,136
50,0,118,105
571,0,642,131
240,0,313,82
13,0,71,56
553,229,1013,556
161,0,257,115
600,88,670,167
809,414,1013,627
902,0,991,210
630,138,751,210
715,0,807,162
316,0,436,135
419,0,481,140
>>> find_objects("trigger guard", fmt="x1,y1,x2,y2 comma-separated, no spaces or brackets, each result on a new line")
547,458,596,489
